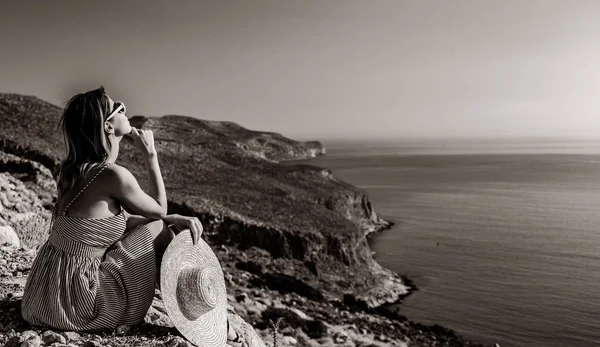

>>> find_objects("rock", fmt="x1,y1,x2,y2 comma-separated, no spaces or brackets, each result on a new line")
235,293,249,303
0,225,20,248
41,331,66,345
20,336,41,347
235,260,263,274
251,273,324,302
82,341,102,347
304,320,328,339
262,306,305,328
246,301,268,316
285,306,311,321
165,336,193,347
20,331,38,341
225,273,234,285
227,311,267,347
5,336,23,347
256,298,272,307
316,336,334,345
61,332,80,342
282,336,297,345
303,260,318,277
144,305,174,327
228,301,248,317
333,331,349,344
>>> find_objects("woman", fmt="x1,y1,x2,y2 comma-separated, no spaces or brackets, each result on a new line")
21,86,246,346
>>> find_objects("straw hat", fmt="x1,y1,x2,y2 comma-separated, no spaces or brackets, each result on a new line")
160,231,228,347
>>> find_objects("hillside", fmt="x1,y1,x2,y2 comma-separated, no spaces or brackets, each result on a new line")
0,93,401,305
0,93,491,347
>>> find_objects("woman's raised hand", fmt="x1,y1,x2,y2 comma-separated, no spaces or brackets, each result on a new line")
125,127,157,157
165,214,204,245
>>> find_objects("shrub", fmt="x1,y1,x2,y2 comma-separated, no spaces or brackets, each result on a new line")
11,213,51,249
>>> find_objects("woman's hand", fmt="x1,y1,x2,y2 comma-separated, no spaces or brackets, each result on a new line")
163,214,204,245
125,127,157,157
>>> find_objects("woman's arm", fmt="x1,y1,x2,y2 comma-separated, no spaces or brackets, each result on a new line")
144,153,168,213
124,210,151,230
109,127,167,219
123,211,203,245
106,159,168,220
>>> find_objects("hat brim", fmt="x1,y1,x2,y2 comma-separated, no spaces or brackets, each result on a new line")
160,231,228,347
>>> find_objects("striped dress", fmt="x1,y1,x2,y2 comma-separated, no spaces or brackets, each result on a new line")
21,163,157,332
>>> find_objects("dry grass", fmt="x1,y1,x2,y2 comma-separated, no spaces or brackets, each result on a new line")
11,213,51,249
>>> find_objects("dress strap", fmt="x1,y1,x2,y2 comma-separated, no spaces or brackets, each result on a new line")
61,162,113,216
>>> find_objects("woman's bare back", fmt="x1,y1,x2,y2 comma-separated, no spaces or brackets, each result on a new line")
56,164,122,218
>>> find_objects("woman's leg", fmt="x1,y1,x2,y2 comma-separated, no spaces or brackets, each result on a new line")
112,219,173,334
145,219,175,274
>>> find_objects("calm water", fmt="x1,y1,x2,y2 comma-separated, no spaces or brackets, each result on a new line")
306,140,600,347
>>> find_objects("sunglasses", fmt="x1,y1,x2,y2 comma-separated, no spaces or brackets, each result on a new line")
106,101,126,122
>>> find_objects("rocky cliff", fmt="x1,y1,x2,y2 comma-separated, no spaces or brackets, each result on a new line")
0,93,491,347
0,93,405,307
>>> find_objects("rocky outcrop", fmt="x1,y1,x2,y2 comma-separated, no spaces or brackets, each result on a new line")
0,93,406,307
0,93,496,347
315,192,393,237
129,115,326,163
0,242,488,347
0,151,58,207
303,141,326,157
0,155,53,249
0,226,19,248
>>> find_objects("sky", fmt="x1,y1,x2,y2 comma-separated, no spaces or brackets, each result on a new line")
1,0,600,141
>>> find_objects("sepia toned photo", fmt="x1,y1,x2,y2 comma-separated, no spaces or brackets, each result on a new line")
1,1,599,346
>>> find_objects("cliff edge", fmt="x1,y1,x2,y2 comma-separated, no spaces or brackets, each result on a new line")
0,93,405,308
0,93,492,347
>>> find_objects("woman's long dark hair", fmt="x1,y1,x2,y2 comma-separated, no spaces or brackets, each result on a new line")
56,86,113,205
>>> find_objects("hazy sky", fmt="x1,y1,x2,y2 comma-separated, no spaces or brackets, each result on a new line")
2,0,600,140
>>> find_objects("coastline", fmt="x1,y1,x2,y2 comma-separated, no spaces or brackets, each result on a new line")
0,93,493,346
0,162,491,347
0,155,491,347
293,150,490,346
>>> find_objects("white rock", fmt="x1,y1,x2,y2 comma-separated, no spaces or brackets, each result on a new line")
21,331,38,340
256,298,272,307
282,336,297,345
20,336,41,347
333,331,349,344
0,225,20,248
41,330,66,345
273,304,312,320
246,301,268,316
62,332,81,342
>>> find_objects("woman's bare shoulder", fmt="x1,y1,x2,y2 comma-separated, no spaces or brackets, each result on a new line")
103,164,137,186
104,163,128,175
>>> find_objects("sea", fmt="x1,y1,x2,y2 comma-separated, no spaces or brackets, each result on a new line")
304,138,600,347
